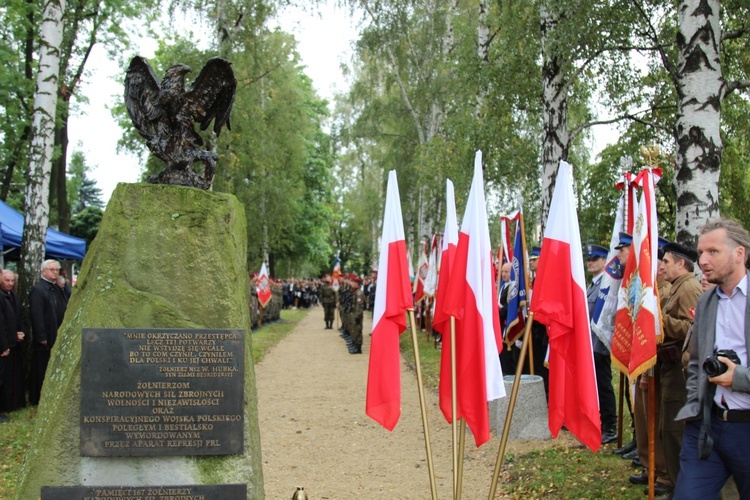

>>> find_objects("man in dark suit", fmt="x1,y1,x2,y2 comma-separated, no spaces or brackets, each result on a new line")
586,243,618,444
675,218,750,498
0,270,26,414
28,260,68,405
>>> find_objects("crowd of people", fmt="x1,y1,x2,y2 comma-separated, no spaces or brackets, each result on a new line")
0,260,69,421
572,218,749,499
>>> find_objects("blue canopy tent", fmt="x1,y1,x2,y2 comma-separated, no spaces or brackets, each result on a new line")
0,199,86,261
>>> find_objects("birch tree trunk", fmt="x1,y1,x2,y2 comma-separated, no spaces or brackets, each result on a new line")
19,0,66,303
540,3,569,235
476,0,489,121
674,0,722,246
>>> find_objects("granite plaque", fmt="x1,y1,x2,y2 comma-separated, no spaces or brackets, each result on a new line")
81,328,244,456
41,484,247,499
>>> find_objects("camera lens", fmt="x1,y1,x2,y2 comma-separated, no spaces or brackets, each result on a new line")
703,357,728,377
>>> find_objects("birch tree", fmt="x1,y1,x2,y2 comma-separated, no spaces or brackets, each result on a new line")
673,0,749,245
19,0,66,303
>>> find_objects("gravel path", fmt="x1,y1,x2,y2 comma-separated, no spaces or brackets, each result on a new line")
256,307,557,499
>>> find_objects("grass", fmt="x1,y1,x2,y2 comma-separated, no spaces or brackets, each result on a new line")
0,406,37,499
400,326,646,499
0,308,309,498
251,308,308,363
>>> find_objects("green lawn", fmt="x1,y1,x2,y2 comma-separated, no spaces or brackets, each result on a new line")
0,308,309,498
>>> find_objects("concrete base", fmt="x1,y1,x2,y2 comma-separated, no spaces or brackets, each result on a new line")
489,375,551,441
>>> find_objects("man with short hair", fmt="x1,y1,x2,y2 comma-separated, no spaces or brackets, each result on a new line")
586,244,618,444
28,259,69,405
675,218,750,498
0,270,26,414
653,241,702,496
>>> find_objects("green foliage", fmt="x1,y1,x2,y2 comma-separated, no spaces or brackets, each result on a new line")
67,150,104,213
70,206,104,247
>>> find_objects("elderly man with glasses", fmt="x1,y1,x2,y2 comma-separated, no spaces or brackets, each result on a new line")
28,259,69,405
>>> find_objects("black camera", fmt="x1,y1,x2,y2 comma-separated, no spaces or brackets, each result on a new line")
703,349,742,377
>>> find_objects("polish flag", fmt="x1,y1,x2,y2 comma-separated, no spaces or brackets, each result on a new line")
442,151,505,446
435,179,459,422
529,160,601,452
413,242,429,303
256,262,272,308
366,170,413,430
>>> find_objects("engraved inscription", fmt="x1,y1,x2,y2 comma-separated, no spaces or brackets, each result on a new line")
41,484,247,500
80,328,244,457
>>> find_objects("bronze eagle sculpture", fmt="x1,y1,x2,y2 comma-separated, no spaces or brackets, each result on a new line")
124,56,237,189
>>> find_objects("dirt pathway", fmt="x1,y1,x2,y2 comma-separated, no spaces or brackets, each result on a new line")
256,307,543,499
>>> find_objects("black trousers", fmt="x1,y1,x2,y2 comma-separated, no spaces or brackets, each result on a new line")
29,349,51,405
594,351,617,428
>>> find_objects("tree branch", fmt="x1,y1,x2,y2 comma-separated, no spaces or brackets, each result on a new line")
569,106,674,142
722,28,746,42
722,79,750,100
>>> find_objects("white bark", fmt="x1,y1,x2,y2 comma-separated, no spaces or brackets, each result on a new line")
674,0,722,246
476,0,489,120
20,0,66,292
540,3,569,234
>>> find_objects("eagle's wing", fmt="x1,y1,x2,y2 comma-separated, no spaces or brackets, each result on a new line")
184,58,237,135
124,57,162,140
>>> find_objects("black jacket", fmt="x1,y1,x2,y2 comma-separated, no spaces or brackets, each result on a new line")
29,279,68,350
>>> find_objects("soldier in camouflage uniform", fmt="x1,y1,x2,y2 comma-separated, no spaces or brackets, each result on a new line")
348,277,365,354
320,276,337,329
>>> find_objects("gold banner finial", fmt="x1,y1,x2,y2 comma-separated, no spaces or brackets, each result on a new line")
639,143,661,168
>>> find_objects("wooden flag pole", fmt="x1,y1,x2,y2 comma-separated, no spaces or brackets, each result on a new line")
647,369,656,500
617,374,625,447
488,312,534,499
407,308,438,500
450,316,459,499
457,418,466,500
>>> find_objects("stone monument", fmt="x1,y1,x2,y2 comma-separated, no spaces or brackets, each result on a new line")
15,184,264,498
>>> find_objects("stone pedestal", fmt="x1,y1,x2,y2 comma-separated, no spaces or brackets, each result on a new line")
489,375,551,441
16,184,264,499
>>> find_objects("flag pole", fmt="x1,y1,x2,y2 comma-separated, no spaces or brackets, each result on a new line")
407,308,438,500
457,418,466,500
488,311,535,499
450,316,459,499
647,369,655,500
517,203,534,375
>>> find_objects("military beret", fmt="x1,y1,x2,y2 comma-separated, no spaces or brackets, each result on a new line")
585,244,608,259
614,232,632,249
663,241,698,263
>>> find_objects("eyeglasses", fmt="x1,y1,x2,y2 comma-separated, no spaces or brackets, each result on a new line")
46,268,61,272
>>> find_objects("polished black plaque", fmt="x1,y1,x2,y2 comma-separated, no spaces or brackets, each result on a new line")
81,328,244,456
42,484,247,499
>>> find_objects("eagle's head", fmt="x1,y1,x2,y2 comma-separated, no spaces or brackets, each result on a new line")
162,64,192,91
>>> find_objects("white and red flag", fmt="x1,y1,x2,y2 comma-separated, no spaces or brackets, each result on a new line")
413,241,429,303
611,168,662,377
366,170,413,431
423,234,439,298
529,160,601,452
442,151,505,446
256,262,272,308
331,258,342,291
435,179,459,422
